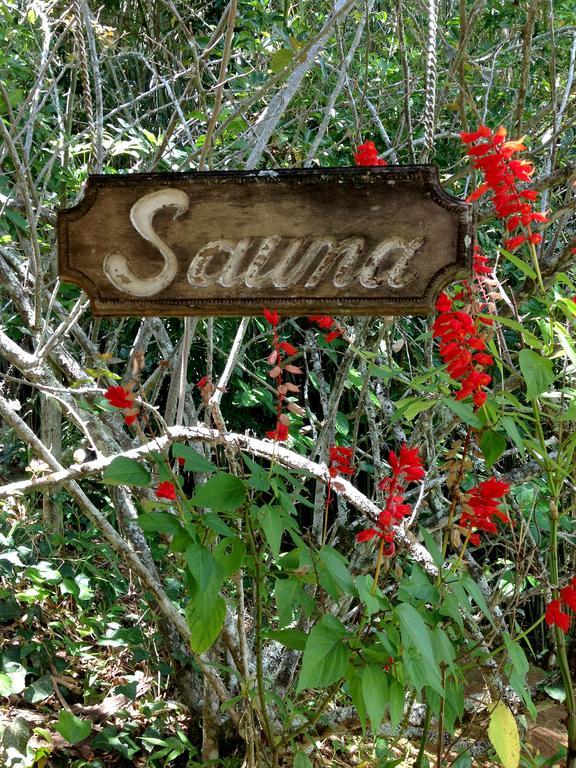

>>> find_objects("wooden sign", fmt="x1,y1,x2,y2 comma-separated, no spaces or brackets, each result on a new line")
57,167,474,317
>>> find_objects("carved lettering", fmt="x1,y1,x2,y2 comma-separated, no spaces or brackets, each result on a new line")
358,237,424,289
103,190,424,296
103,189,189,297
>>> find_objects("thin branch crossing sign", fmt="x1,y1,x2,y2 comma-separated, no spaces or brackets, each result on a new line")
58,166,474,317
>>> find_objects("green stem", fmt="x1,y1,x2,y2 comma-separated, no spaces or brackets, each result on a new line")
548,499,576,766
414,695,432,768
246,511,276,762
371,537,386,595
527,240,546,295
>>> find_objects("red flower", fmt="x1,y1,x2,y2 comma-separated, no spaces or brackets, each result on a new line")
462,125,547,249
387,444,425,483
459,478,510,544
124,411,139,426
325,329,343,343
545,599,571,633
354,141,388,167
357,444,425,548
105,386,134,410
433,298,493,409
560,585,576,611
266,421,289,442
279,341,298,356
196,375,209,388
328,445,354,478
263,309,279,328
308,315,334,330
156,481,177,501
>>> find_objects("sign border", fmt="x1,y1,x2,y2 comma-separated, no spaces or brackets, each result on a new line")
57,165,474,317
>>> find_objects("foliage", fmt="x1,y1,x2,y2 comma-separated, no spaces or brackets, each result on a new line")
1,0,576,766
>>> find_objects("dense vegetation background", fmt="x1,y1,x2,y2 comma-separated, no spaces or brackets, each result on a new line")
0,0,575,766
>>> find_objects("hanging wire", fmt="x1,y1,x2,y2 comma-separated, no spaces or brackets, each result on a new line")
421,0,438,162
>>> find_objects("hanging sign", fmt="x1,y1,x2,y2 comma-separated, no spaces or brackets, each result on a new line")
57,166,474,317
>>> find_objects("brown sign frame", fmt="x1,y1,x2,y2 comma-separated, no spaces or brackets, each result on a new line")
57,166,474,317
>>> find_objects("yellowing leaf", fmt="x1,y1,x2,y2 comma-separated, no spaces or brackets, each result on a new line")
488,702,520,768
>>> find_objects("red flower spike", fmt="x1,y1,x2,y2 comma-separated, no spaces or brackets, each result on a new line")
460,125,492,143
354,141,388,167
196,376,209,388
459,478,510,545
462,125,547,256
308,315,334,329
266,421,289,442
325,329,343,343
545,599,572,633
124,411,139,426
156,481,177,501
357,444,425,552
105,386,134,410
560,585,576,611
263,308,279,328
504,235,528,251
356,528,378,542
328,445,355,478
279,341,298,356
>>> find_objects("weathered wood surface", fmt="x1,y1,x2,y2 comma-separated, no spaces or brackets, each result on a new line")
57,167,474,317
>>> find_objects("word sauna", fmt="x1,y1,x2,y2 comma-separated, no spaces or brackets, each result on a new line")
58,167,474,317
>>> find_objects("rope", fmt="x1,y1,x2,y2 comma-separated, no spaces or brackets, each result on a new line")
72,0,95,167
421,0,438,162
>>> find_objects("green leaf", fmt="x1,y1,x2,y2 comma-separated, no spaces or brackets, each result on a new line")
500,416,525,455
275,577,299,628
462,576,495,627
202,512,236,537
451,752,472,768
24,674,53,703
297,615,348,691
392,397,435,422
481,314,541,349
270,47,293,74
293,751,313,768
257,505,284,558
138,511,183,534
396,603,442,694
554,323,576,367
345,665,367,733
185,594,226,654
335,411,349,435
102,457,151,487
213,537,245,578
419,527,444,569
500,248,537,280
488,702,520,768
388,677,405,731
543,683,566,702
441,398,482,428
242,453,271,491
361,664,389,734
266,629,307,651
114,681,138,699
518,349,554,399
0,662,27,697
55,710,92,745
185,543,224,596
318,547,355,596
190,473,247,512
172,444,216,473
479,429,507,467
357,574,385,617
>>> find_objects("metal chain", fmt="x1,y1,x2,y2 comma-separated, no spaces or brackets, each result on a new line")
421,0,438,162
